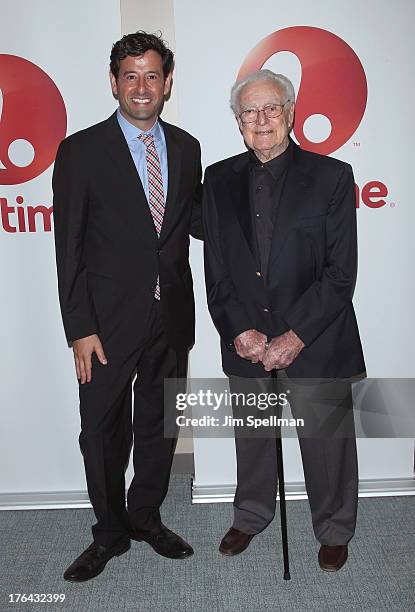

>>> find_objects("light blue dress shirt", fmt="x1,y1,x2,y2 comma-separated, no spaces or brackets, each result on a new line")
116,108,168,204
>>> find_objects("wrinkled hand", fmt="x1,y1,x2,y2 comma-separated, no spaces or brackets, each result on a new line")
262,330,305,372
234,329,267,363
72,334,107,384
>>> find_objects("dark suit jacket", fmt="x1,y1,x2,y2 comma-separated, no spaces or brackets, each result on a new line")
203,141,366,378
53,112,202,352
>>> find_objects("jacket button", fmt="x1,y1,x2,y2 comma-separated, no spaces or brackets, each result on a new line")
256,271,262,277
263,308,269,313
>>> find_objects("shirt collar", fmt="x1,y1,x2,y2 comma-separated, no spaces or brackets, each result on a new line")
116,108,162,145
249,138,292,181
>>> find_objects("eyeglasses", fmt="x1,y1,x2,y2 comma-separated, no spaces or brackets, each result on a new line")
239,101,291,124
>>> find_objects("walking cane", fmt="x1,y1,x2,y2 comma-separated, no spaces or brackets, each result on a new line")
271,368,291,580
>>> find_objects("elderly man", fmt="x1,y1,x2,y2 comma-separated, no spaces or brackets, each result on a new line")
203,70,365,571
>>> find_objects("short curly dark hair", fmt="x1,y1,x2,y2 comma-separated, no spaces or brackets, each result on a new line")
110,31,174,79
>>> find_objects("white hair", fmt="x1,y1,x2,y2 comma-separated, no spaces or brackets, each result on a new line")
230,69,295,114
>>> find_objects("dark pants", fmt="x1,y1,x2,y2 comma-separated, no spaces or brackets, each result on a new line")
229,371,358,545
78,300,187,548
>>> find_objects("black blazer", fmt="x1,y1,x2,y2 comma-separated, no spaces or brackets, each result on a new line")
53,112,202,351
203,141,366,378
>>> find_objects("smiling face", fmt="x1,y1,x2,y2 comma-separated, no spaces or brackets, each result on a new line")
236,79,294,162
110,50,172,130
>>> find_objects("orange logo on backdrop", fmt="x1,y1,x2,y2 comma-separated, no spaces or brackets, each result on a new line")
0,54,66,232
238,26,367,155
0,54,67,184
238,26,389,209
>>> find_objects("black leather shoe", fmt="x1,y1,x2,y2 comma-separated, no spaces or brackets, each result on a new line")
63,540,130,582
219,527,254,556
318,544,348,572
131,525,194,559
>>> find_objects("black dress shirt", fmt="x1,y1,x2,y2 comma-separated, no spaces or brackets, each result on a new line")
249,141,291,281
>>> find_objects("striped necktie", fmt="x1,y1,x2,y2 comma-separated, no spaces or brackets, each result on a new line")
138,132,165,300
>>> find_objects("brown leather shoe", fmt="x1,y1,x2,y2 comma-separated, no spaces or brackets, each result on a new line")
318,545,348,571
219,527,254,556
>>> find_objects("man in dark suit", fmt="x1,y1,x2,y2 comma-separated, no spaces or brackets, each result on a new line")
53,31,202,582
203,69,365,571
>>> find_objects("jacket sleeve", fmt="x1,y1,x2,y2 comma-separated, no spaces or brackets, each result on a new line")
52,137,99,343
203,167,253,345
284,163,358,346
190,139,203,240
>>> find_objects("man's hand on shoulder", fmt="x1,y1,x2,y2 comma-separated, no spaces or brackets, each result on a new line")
234,329,267,363
262,330,305,372
72,334,107,384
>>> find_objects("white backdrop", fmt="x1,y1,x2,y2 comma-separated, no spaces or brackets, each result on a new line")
0,0,121,504
171,0,415,499
0,0,414,508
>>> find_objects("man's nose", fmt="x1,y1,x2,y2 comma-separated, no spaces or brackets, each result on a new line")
136,76,147,92
256,109,269,125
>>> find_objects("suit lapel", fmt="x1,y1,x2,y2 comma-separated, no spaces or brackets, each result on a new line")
102,113,157,237
229,154,259,263
159,120,182,241
269,143,313,263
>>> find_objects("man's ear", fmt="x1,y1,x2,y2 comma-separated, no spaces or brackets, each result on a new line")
164,72,173,96
288,102,295,128
109,71,118,98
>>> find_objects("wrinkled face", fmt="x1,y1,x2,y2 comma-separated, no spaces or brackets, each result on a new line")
110,50,172,130
236,80,294,161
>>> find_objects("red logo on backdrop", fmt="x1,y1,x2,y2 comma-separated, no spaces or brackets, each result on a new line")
237,26,367,155
0,54,67,185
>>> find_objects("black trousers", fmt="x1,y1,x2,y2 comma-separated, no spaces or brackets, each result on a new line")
78,300,187,548
229,372,358,545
